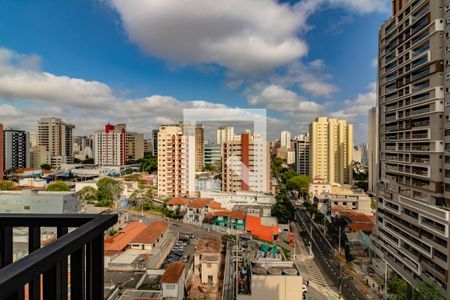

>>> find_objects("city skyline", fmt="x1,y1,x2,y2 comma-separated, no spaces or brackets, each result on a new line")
0,0,390,143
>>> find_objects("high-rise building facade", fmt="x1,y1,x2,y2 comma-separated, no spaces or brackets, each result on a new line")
94,124,126,166
353,146,363,164
0,124,3,181
222,133,271,193
157,125,195,197
152,129,159,157
3,129,30,171
216,126,235,144
376,0,450,295
37,117,74,167
195,124,204,172
204,144,222,167
126,132,144,161
368,106,379,195
294,133,309,176
280,131,291,149
30,146,51,168
144,138,153,157
309,117,353,184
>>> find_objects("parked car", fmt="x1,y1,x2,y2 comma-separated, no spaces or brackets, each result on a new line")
182,255,189,262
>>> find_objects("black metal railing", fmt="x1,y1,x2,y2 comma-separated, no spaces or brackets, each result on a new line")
0,214,117,300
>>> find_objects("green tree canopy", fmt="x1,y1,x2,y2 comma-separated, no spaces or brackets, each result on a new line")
286,175,310,194
96,177,123,206
387,276,408,300
79,186,98,203
0,180,16,191
416,281,446,300
46,181,70,192
139,156,157,173
40,164,51,170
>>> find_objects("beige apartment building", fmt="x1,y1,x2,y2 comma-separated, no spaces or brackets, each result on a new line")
157,125,195,197
126,132,144,161
309,117,353,184
37,117,74,167
368,106,379,195
375,0,450,296
195,124,204,172
222,133,271,193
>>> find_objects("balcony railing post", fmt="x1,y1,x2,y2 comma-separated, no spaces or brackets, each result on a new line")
43,261,62,300
0,225,13,268
70,246,86,300
92,234,104,300
28,226,41,300
86,241,93,300
57,227,69,300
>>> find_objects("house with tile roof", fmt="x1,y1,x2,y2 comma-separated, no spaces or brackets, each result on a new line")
194,238,221,285
160,261,186,300
167,197,190,212
129,220,169,251
183,198,225,225
213,211,246,230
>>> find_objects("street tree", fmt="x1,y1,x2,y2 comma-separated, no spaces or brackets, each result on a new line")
79,186,98,203
46,181,70,192
0,180,16,190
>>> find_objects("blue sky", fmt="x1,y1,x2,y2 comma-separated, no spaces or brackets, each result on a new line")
0,0,390,143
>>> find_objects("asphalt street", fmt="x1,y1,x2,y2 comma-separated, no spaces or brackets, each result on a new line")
295,207,366,300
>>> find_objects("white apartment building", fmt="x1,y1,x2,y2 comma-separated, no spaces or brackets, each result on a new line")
216,126,235,144
280,130,291,149
157,125,195,197
94,124,126,166
222,133,271,193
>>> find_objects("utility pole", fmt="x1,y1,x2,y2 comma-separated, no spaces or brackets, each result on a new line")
235,234,239,299
384,261,388,295
338,226,341,254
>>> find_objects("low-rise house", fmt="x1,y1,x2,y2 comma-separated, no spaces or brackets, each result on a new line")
194,238,221,285
104,221,147,255
246,215,280,243
183,198,225,225
167,197,190,212
213,211,246,230
199,191,275,210
160,261,186,300
233,204,272,217
129,221,169,251
332,206,376,235
309,178,332,198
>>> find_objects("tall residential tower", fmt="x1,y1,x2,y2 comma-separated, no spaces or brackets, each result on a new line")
376,0,450,295
37,117,74,167
309,117,353,184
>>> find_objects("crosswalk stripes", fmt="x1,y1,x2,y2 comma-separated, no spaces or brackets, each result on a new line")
303,259,329,286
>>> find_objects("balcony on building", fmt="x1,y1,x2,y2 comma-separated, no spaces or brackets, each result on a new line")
0,213,117,299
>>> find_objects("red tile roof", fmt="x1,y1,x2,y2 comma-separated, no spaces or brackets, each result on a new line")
187,198,213,208
167,197,190,205
130,221,169,245
213,211,246,220
208,201,223,210
246,215,279,243
348,223,375,233
104,222,147,253
160,261,185,283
